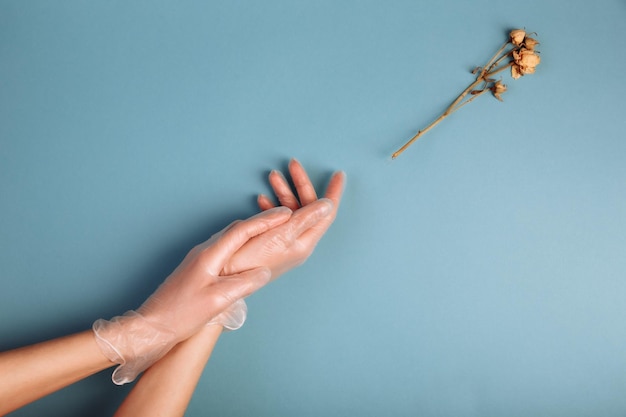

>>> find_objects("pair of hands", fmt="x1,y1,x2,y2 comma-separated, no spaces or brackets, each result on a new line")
93,160,345,384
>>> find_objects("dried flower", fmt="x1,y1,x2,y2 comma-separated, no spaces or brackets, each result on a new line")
510,29,526,46
524,37,539,50
513,48,541,68
392,28,541,158
491,80,507,101
511,48,540,79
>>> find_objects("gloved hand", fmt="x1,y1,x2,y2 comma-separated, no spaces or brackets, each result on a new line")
93,207,291,385
222,159,346,280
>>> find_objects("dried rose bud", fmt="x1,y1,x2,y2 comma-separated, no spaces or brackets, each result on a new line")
491,80,507,101
510,29,526,46
524,37,539,50
511,47,540,79
511,64,522,79
513,48,541,69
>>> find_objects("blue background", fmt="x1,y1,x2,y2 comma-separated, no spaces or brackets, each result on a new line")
2,1,625,416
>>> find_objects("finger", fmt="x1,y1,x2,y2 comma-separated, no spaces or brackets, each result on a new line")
288,159,318,206
204,207,291,273
282,198,333,240
190,219,242,256
256,198,333,253
297,171,346,246
323,171,347,207
268,170,301,210
257,194,276,211
209,219,242,242
204,267,272,313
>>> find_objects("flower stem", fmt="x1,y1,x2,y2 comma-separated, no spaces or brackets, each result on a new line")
485,61,513,77
488,48,515,73
391,77,484,159
481,41,510,77
391,41,514,159
451,88,489,112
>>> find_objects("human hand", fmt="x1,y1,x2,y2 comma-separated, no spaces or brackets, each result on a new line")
223,159,346,280
93,207,291,385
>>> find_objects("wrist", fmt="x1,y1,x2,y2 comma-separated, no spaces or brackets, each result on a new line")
93,311,176,385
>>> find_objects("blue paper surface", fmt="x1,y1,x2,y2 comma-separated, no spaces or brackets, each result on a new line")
1,1,626,416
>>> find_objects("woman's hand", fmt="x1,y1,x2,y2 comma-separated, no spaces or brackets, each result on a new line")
93,207,292,385
223,159,346,280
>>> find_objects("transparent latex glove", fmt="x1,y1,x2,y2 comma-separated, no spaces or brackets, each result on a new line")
223,159,346,280
93,207,291,385
206,225,250,331
207,298,247,330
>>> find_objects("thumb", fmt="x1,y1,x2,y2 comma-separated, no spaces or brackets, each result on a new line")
205,267,272,313
287,198,333,238
205,207,292,274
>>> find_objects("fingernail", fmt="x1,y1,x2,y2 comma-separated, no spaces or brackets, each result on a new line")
270,169,288,182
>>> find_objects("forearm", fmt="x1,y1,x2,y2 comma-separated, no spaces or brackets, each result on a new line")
0,330,113,415
113,325,223,417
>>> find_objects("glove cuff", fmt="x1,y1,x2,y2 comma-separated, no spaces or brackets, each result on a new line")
207,299,248,331
92,311,176,385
